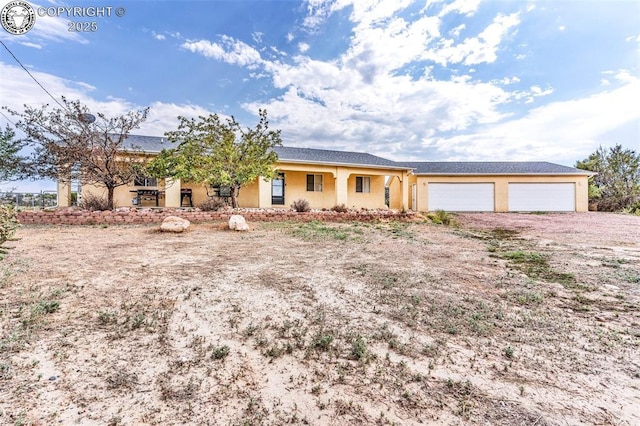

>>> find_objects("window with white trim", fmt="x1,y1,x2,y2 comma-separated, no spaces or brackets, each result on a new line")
134,176,158,187
306,174,323,192
355,176,370,193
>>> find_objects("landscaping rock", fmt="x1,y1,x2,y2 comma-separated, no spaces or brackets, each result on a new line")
160,216,190,233
228,214,249,231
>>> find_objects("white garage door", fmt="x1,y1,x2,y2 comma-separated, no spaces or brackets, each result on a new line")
428,183,495,211
508,183,575,212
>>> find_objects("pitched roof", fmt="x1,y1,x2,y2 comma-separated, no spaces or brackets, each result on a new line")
273,146,409,170
404,161,593,175
121,134,172,153
120,135,410,170
119,135,592,175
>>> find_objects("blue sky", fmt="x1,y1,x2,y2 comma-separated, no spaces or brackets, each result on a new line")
1,0,639,192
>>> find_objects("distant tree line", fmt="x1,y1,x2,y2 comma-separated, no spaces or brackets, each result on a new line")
576,144,640,214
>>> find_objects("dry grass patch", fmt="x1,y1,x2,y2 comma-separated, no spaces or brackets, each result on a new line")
0,215,638,425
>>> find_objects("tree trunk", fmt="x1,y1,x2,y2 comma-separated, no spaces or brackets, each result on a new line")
230,186,240,209
107,186,115,210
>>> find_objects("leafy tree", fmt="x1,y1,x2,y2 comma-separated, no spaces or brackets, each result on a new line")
576,144,640,211
148,109,282,208
4,98,149,210
0,126,27,182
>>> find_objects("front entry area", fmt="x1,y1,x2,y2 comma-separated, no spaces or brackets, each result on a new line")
271,173,285,205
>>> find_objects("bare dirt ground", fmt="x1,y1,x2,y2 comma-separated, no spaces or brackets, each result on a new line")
1,212,638,425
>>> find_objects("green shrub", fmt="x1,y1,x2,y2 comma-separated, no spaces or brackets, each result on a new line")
624,199,640,216
0,205,19,248
211,345,230,360
427,209,456,226
291,199,311,212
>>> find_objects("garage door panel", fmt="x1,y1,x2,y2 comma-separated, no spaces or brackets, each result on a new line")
428,183,494,212
508,183,575,212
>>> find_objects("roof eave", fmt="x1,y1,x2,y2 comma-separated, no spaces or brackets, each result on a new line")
412,172,595,176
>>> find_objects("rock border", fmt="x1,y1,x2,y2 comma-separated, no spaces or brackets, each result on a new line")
17,207,418,226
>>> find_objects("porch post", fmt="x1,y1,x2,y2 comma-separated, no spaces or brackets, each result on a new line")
57,175,72,207
258,177,272,208
335,168,349,206
165,177,181,207
401,171,409,210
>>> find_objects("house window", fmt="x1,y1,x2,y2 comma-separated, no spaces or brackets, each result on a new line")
306,174,323,192
212,185,232,197
134,176,157,187
356,176,370,193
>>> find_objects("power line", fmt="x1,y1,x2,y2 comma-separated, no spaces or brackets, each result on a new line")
0,110,17,127
0,109,29,138
0,40,67,110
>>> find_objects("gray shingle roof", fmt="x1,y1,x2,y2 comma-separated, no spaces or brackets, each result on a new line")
404,161,593,175
120,135,172,153
120,135,409,169
119,135,592,175
273,146,408,169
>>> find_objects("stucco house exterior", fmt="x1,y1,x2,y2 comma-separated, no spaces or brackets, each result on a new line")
58,135,593,212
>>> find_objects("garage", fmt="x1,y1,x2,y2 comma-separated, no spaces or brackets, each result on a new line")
508,183,575,212
428,183,494,211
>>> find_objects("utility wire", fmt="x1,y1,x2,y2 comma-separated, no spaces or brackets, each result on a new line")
0,110,28,137
0,110,17,127
0,40,67,110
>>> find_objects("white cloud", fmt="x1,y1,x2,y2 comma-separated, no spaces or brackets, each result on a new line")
19,41,42,49
438,0,481,17
428,77,640,164
0,61,216,139
298,42,310,53
152,31,166,41
428,13,520,66
449,24,465,38
182,37,263,68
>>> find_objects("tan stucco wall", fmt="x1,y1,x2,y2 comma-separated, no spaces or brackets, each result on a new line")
237,179,260,208
77,159,409,211
414,174,589,212
346,174,386,209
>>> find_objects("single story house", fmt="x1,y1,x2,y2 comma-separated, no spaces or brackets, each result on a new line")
58,135,593,212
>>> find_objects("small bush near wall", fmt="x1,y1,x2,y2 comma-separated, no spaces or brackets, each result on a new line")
198,197,227,212
79,194,112,211
331,204,349,213
291,199,311,212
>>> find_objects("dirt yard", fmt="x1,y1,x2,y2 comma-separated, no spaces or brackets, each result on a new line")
1,212,638,425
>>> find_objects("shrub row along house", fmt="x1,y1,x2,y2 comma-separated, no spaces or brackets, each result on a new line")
57,135,593,212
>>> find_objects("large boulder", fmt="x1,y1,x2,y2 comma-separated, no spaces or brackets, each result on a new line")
228,214,249,231
160,216,190,233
